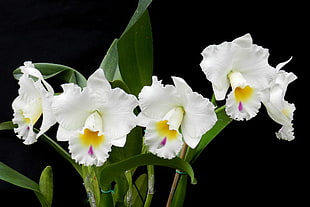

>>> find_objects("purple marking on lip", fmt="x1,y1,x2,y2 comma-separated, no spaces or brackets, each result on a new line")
160,137,167,146
238,102,243,111
88,145,94,156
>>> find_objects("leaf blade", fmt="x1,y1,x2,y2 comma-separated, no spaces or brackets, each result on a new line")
99,153,196,191
13,63,87,87
117,10,153,96
39,166,53,207
122,0,153,35
0,121,15,131
0,162,40,192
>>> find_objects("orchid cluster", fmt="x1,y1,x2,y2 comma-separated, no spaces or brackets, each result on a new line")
0,1,297,206
12,61,218,165
11,35,297,166
12,33,297,166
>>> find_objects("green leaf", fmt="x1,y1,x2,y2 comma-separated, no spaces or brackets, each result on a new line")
108,127,143,164
99,38,131,94
39,166,53,207
121,126,143,158
0,161,41,192
0,122,81,192
110,80,131,94
117,10,153,96
99,153,196,192
112,174,129,206
0,121,15,131
34,192,50,207
99,0,153,96
132,173,148,207
13,63,87,87
0,162,51,207
185,106,232,163
100,39,122,82
122,0,153,35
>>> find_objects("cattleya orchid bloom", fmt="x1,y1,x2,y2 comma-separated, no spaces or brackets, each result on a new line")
261,58,297,141
200,33,276,121
12,61,56,145
52,69,138,166
137,76,217,159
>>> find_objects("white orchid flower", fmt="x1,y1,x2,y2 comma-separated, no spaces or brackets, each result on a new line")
137,76,217,159
12,61,56,145
261,58,297,141
52,69,138,166
200,33,276,120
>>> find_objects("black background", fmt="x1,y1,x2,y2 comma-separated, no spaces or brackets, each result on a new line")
0,0,308,206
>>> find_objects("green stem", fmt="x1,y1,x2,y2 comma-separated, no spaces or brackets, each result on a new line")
125,170,133,206
215,104,226,113
99,192,114,207
144,165,154,207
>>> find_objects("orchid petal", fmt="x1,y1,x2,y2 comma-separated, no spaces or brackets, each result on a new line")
275,57,292,71
172,76,193,94
138,76,177,120
232,33,253,47
36,84,56,138
85,68,111,95
172,76,217,148
52,83,95,131
200,42,234,100
181,92,217,148
232,45,274,90
111,135,127,148
12,102,37,145
264,101,295,126
144,120,183,159
276,125,294,141
56,126,72,141
225,88,261,121
101,87,138,146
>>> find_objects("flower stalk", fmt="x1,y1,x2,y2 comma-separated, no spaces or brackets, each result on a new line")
166,143,188,207
144,165,155,207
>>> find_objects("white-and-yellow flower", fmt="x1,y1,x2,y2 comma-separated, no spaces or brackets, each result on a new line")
52,69,138,166
200,33,276,120
261,58,297,141
137,76,217,159
12,61,56,145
